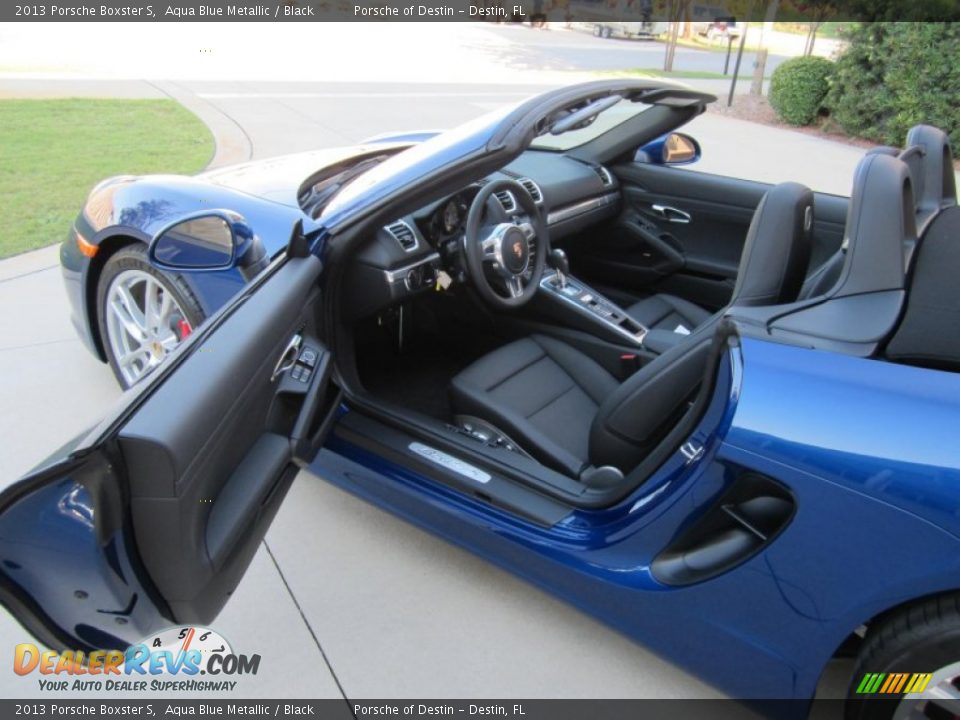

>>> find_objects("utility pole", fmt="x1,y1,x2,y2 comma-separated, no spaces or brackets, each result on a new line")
664,18,681,72
726,24,749,106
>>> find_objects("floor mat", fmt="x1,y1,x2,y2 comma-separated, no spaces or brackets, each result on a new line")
357,312,503,421
361,348,465,421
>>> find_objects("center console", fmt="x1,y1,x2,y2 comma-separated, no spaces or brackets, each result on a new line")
539,271,648,347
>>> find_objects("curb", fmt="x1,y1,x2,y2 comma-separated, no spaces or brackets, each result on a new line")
149,80,253,169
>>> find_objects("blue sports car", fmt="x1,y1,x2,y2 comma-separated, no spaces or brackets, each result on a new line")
4,80,960,716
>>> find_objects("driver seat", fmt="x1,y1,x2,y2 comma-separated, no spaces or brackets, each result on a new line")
450,182,815,478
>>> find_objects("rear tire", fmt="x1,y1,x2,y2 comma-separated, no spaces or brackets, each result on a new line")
96,244,205,389
845,593,960,720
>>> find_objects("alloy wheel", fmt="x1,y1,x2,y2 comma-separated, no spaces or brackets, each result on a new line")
104,269,192,386
892,662,960,720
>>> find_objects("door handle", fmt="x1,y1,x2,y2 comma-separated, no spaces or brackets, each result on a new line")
651,204,692,224
271,333,302,383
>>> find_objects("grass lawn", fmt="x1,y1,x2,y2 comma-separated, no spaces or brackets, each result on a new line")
672,36,766,55
0,99,214,259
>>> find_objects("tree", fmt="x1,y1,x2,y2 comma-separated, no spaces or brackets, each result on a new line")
661,0,691,72
794,0,839,55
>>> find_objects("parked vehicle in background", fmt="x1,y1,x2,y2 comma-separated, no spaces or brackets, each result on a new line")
591,20,666,39
692,19,741,41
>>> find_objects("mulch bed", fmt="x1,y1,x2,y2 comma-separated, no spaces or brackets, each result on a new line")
707,93,884,151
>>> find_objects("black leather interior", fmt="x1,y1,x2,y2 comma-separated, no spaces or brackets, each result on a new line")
905,124,958,229
625,293,711,335
451,182,816,477
119,255,329,623
797,124,955,301
733,152,915,357
730,181,814,307
450,334,618,476
885,205,960,369
625,182,813,334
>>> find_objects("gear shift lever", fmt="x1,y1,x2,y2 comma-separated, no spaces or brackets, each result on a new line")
549,248,570,289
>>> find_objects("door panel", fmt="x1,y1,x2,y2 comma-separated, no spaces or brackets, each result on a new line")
571,164,848,311
0,252,339,649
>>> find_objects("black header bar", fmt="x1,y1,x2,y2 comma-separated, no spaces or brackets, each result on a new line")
6,0,960,23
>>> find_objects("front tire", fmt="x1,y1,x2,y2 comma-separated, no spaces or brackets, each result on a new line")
846,593,960,720
96,244,205,389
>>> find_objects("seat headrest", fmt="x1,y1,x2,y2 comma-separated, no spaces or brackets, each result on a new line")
731,181,814,308
904,124,957,220
832,153,915,298
866,146,900,158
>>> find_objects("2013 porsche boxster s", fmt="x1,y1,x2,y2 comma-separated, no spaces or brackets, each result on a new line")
5,80,960,717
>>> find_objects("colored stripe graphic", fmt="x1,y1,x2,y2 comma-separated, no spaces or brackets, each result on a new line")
879,674,896,693
868,673,886,693
856,672,934,694
855,674,874,694
907,673,932,694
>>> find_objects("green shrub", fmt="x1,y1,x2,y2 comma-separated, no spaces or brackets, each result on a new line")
769,56,834,126
826,22,960,148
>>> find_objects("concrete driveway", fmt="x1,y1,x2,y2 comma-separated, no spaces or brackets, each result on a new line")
0,24,875,702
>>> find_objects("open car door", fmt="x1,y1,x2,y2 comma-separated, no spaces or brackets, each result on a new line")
0,224,339,653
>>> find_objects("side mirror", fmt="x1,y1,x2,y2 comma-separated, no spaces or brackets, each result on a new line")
635,132,702,166
149,211,263,275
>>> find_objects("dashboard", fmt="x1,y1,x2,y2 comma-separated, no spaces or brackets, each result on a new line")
344,150,621,320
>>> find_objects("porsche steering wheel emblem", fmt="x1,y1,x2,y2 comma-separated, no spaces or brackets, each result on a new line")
512,240,523,259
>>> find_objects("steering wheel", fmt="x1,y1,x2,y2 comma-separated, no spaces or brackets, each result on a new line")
463,179,548,309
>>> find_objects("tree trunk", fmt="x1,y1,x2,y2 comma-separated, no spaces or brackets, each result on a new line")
664,21,681,71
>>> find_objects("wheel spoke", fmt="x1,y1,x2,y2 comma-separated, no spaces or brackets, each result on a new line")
145,280,161,331
157,286,174,326
159,330,180,351
507,276,523,298
118,346,151,368
117,283,146,327
110,292,147,343
480,224,503,258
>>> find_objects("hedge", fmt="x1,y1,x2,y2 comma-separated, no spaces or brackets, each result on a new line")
826,22,960,148
769,55,834,126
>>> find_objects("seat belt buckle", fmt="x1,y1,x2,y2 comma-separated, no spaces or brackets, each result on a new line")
620,353,641,377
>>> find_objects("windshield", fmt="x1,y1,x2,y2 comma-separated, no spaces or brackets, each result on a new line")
530,100,652,152
319,102,519,223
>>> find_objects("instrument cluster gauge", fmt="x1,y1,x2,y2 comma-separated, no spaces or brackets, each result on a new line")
441,199,462,234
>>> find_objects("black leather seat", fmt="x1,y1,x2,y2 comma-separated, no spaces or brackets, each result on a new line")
797,127,955,299
624,294,710,336
451,182,815,478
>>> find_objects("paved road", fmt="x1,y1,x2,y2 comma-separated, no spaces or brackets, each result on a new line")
0,69,866,703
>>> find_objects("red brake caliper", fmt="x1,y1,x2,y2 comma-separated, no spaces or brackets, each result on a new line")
177,319,192,340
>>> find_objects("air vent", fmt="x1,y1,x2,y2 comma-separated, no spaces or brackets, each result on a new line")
517,178,543,204
494,190,517,214
592,164,613,186
384,220,418,252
